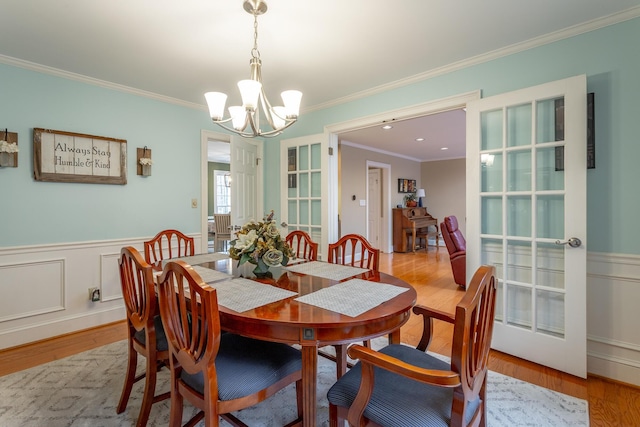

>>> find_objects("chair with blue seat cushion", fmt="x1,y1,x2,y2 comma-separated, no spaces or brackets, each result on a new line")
117,246,170,427
144,229,195,271
157,260,303,427
327,265,497,427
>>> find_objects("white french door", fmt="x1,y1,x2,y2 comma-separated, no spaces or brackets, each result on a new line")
280,133,333,259
466,75,587,377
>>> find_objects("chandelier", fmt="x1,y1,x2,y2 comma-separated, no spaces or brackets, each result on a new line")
205,0,302,138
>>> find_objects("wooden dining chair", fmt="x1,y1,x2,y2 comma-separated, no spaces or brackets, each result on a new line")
116,246,170,427
324,234,380,378
327,233,380,271
213,213,232,252
285,230,318,261
156,260,304,427
327,265,497,427
144,229,195,271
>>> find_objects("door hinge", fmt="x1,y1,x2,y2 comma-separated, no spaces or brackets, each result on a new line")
328,147,334,156
256,158,261,166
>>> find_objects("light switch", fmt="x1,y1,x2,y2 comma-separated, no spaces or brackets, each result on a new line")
359,200,366,207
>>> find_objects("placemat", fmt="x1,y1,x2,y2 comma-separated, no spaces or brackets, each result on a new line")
162,252,229,268
294,278,409,317
191,265,232,283
284,261,368,281
213,278,298,313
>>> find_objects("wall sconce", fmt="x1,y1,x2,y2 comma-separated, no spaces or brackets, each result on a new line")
0,128,18,168
137,146,152,177
416,188,426,207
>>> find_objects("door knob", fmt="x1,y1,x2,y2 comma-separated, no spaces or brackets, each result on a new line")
554,237,582,248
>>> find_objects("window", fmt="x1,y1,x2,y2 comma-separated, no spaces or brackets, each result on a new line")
213,170,231,213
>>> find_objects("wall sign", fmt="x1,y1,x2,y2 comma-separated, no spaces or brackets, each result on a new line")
33,128,127,184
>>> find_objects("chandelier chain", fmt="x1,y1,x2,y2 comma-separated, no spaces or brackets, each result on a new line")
252,13,260,59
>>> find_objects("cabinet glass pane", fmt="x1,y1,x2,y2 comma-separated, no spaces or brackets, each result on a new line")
481,153,503,192
298,145,309,171
507,150,532,191
299,172,309,198
288,200,297,224
536,290,565,338
506,285,532,330
507,103,532,147
507,196,531,237
536,242,564,289
299,200,309,226
537,195,564,239
481,197,502,235
507,240,532,283
311,200,321,225
311,172,322,197
536,97,564,144
310,143,321,169
536,147,564,191
481,109,503,150
481,238,503,280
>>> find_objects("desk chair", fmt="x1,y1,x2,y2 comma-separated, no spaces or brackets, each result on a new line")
285,230,319,261
157,260,303,427
213,213,232,252
144,229,195,271
117,246,170,427
328,265,497,427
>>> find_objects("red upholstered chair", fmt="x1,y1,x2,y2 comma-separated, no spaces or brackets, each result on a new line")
440,216,466,288
285,230,319,261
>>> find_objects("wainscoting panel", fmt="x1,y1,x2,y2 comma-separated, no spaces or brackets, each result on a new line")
0,258,65,322
587,251,640,386
0,234,202,350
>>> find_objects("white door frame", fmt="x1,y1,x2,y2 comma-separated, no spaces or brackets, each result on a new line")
325,90,481,249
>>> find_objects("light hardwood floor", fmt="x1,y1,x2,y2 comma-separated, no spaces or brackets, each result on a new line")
1,247,638,426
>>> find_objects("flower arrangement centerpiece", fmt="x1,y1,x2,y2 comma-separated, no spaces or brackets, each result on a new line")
229,210,294,277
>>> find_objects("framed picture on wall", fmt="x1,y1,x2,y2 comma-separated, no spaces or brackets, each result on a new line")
398,178,416,193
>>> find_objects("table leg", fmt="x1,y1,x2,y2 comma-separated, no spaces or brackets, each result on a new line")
301,345,318,427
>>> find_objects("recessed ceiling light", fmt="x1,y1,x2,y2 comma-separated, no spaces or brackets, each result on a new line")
381,125,393,130
415,138,425,142
440,147,448,150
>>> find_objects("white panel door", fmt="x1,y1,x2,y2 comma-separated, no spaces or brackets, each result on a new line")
230,136,259,228
466,75,587,377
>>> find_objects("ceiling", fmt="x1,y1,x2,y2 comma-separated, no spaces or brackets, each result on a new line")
1,1,638,162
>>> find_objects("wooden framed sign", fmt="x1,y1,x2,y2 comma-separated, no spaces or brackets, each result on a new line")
33,128,127,184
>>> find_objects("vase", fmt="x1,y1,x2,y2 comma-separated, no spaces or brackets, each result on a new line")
0,152,15,167
252,263,272,279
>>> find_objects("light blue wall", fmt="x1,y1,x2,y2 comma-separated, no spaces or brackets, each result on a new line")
0,64,222,246
2,17,639,255
263,17,640,255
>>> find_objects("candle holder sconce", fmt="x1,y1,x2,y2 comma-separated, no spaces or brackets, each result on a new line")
137,146,152,177
0,129,18,168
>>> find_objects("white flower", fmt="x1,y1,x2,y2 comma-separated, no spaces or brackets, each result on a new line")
234,229,258,252
0,140,19,153
262,249,284,267
139,157,153,166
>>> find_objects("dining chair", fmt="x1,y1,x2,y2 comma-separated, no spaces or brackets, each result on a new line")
144,229,195,271
327,233,379,271
156,260,303,427
327,265,497,427
285,230,318,261
116,246,170,427
325,234,380,378
213,213,232,252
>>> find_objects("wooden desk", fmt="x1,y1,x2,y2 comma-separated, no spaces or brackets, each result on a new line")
187,257,416,427
392,207,438,252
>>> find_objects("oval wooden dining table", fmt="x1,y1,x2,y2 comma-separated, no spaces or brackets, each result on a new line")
183,256,417,427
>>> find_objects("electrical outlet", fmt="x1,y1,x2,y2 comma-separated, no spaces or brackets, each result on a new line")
89,287,101,302
191,198,198,208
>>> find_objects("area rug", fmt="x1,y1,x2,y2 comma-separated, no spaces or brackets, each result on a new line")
0,339,588,426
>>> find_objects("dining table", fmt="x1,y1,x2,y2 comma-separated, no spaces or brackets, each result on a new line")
162,253,417,427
